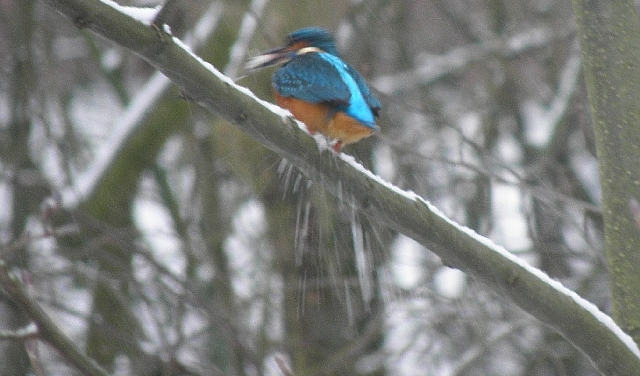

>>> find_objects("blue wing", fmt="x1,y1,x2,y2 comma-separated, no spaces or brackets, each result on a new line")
272,53,351,106
346,64,381,117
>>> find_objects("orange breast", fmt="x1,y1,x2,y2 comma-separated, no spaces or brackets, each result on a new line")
326,112,375,146
274,92,374,147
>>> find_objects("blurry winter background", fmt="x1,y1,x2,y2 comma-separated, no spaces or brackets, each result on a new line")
0,0,610,375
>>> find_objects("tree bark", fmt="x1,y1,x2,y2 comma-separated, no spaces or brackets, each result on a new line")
571,0,640,346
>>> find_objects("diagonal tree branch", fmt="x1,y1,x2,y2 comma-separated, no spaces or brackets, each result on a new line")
0,260,109,376
37,0,640,374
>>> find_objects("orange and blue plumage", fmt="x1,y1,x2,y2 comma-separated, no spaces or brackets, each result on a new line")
246,27,381,151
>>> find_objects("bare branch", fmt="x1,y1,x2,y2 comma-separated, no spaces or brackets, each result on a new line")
0,260,109,376
152,0,181,27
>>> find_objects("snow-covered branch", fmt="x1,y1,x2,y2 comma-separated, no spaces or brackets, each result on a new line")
373,24,575,95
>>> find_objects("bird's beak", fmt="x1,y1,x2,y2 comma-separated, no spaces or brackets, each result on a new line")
244,46,295,73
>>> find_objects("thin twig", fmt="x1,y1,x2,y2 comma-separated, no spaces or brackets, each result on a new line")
275,355,295,376
0,322,38,340
152,0,181,28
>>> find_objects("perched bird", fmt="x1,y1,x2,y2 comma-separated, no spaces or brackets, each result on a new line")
245,27,381,151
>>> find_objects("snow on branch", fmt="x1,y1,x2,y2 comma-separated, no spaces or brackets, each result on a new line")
373,24,575,95
59,1,224,207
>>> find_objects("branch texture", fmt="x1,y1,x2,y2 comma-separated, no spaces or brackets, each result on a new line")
572,0,640,346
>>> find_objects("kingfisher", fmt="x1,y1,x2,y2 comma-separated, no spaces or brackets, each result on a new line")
245,27,381,152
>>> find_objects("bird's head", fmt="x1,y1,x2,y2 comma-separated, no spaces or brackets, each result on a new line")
245,27,339,72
